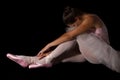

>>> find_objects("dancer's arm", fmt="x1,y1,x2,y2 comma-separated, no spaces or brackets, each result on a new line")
38,16,95,54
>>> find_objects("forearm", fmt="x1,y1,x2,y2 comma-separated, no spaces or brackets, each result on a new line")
48,33,74,47
38,33,74,54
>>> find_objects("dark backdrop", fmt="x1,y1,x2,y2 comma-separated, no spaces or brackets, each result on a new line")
0,0,120,80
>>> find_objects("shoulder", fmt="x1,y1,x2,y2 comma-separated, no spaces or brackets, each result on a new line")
80,14,97,25
83,14,98,20
83,14,106,29
82,14,102,25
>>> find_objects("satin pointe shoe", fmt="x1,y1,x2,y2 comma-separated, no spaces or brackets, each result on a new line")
28,58,52,69
6,53,39,68
29,63,52,69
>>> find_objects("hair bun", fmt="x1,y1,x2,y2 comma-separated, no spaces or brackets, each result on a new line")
64,6,73,16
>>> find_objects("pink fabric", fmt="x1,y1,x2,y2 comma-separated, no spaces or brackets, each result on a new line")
6,53,29,67
6,53,39,68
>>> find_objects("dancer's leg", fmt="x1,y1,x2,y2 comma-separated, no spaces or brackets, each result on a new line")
29,39,79,68
76,33,120,72
6,40,78,68
62,54,86,62
51,43,86,63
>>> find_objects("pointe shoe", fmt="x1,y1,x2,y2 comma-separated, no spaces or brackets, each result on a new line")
28,58,52,69
29,63,43,69
6,53,39,68
29,63,52,69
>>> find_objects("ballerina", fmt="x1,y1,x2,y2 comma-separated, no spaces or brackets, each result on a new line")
6,6,120,73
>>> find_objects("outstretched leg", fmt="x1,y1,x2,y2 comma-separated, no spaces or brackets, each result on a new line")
29,39,80,68
6,39,78,68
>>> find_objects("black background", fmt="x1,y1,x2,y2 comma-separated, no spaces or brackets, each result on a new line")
0,0,120,80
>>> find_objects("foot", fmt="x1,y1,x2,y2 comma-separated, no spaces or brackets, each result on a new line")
29,57,52,69
6,53,39,68
29,63,52,69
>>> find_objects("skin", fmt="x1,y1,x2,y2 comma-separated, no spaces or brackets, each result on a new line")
37,13,105,60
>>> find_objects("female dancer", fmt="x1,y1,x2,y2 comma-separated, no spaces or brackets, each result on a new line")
7,6,120,73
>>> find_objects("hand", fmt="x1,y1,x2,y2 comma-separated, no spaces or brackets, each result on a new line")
37,44,52,57
37,52,49,59
37,51,52,59
40,44,51,53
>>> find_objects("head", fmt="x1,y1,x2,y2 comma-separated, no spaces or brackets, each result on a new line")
63,6,84,26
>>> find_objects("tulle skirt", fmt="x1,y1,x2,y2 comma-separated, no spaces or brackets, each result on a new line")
76,33,120,72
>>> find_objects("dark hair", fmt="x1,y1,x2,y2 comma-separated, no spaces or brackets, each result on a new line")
63,6,84,24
